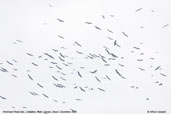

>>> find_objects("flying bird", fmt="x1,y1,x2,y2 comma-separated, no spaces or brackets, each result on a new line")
37,83,44,88
85,22,93,24
57,18,64,22
58,35,64,39
122,32,128,37
79,87,86,92
0,67,8,72
135,8,143,12
77,71,82,78
28,74,33,80
74,41,82,47
97,88,105,92
115,69,126,79
94,26,102,30
89,70,97,74
0,96,6,100
162,24,169,28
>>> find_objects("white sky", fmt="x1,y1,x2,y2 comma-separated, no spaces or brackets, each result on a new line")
0,0,171,114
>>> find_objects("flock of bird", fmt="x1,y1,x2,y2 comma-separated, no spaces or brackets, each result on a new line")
0,3,169,111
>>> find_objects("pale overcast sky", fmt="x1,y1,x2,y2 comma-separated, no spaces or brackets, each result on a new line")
0,0,171,114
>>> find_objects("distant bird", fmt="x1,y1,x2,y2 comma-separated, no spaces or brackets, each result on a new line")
44,53,55,59
95,76,101,82
140,53,144,55
107,37,114,40
48,4,53,8
57,18,64,22
155,66,161,71
137,59,143,61
12,59,18,63
11,74,17,78
99,54,107,63
162,24,169,28
105,49,118,58
59,52,65,58
42,94,49,98
75,98,82,101
159,83,163,86
0,96,6,100
160,73,166,77
89,88,93,90
16,40,23,43
70,109,77,113
104,64,110,66
79,87,85,92
115,69,126,79
77,71,82,78
102,15,105,19
32,62,38,66
50,62,58,64
38,55,42,58
122,32,128,37
97,88,105,92
73,86,78,89
74,41,82,47
26,53,34,57
138,67,145,71
28,74,33,80
53,99,58,102
0,67,8,72
60,77,66,81
130,86,135,88
118,63,124,67
150,57,155,60
135,8,143,12
114,40,120,47
94,26,101,30
52,76,58,81
58,56,65,62
76,51,83,54
52,49,58,52
54,83,65,88
89,70,97,74
56,65,62,70
58,35,64,39
139,26,144,29
37,83,44,88
107,29,113,33
6,61,13,65
85,22,92,24
146,98,149,100
80,67,84,69
133,47,140,50
105,75,111,80
110,15,114,17
29,91,39,96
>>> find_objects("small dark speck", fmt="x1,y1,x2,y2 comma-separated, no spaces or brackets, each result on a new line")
162,24,169,28
159,83,163,86
0,96,6,100
122,32,128,37
57,18,64,22
94,26,101,30
109,15,114,17
160,73,166,77
135,8,143,12
48,4,53,8
85,22,92,24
